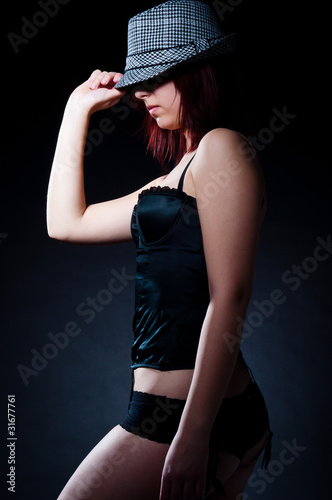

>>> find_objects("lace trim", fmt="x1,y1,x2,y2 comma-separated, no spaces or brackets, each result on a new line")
138,185,196,203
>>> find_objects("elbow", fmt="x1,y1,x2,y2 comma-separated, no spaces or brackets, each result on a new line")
234,287,252,310
46,221,70,242
47,220,86,244
209,285,252,311
47,228,67,242
46,211,75,242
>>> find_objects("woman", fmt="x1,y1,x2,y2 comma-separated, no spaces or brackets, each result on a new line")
47,1,272,499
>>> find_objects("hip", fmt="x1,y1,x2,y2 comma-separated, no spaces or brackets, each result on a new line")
133,356,251,400
121,378,270,459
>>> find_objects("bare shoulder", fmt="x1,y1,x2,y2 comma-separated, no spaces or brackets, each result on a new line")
200,127,245,146
191,128,266,211
195,128,259,169
192,128,263,184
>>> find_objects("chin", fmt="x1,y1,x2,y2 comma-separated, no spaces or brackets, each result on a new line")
156,118,180,131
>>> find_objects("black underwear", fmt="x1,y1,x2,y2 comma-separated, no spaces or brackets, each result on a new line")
120,379,270,458
120,379,272,497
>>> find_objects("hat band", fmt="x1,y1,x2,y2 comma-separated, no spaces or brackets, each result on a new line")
125,36,224,71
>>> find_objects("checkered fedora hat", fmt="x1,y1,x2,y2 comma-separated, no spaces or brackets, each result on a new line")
114,0,236,89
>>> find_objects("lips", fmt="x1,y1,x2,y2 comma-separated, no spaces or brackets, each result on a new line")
146,105,159,114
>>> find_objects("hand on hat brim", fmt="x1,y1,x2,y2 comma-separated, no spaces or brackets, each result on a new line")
69,70,126,115
88,70,124,90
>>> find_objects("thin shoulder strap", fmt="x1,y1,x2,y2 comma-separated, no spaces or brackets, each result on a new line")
177,154,196,192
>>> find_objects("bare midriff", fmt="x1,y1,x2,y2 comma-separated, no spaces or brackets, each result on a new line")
133,357,251,400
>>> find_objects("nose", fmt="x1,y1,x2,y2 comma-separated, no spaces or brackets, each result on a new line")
134,87,151,100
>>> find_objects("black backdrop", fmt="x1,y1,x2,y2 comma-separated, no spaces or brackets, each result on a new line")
1,1,331,499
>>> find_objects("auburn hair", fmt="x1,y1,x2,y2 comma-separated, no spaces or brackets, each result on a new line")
132,56,243,171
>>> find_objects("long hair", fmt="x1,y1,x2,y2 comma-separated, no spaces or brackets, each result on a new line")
133,55,245,171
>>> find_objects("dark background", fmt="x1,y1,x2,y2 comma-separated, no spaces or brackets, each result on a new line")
1,1,331,499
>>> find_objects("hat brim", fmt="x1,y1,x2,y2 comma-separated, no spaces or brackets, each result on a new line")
114,33,236,89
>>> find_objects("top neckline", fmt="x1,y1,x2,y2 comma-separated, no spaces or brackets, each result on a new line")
137,154,196,203
138,185,197,204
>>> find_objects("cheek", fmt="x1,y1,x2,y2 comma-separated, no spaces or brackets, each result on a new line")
153,83,182,129
171,93,181,114
156,83,180,110
169,87,180,109
164,91,181,124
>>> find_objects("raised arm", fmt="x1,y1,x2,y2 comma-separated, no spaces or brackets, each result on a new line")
47,70,159,245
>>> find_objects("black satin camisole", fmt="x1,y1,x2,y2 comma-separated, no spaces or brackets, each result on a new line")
130,156,210,371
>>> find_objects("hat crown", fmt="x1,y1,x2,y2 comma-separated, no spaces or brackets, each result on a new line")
127,0,224,56
115,0,236,89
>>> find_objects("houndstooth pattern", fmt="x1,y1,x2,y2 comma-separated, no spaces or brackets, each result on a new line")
115,1,236,88
127,1,223,56
125,36,232,70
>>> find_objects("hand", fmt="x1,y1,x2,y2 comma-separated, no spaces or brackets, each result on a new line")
160,433,209,500
69,70,126,115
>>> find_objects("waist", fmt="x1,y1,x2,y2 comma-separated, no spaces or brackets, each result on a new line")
133,358,251,400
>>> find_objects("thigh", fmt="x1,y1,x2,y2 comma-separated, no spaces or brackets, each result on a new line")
57,425,170,500
205,432,267,500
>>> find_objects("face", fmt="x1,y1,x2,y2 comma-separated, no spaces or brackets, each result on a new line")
134,81,181,130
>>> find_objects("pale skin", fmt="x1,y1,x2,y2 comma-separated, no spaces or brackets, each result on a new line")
47,70,267,500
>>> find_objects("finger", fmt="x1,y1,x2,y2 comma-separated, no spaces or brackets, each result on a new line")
89,71,123,90
169,482,183,500
101,72,124,87
113,72,124,84
159,475,171,500
88,69,102,82
100,72,116,86
195,476,206,500
183,481,195,500
89,70,111,89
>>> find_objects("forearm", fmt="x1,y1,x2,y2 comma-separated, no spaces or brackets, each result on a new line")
47,71,125,240
178,294,249,439
47,98,90,238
